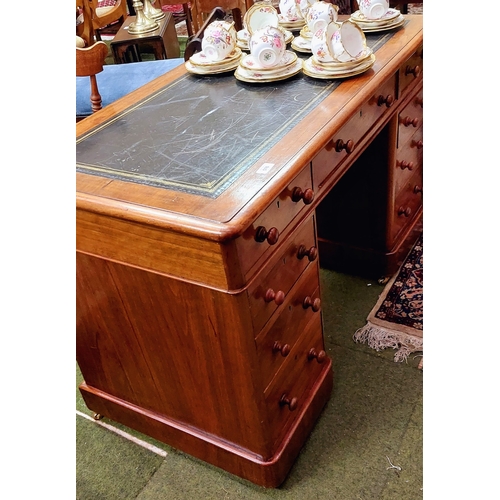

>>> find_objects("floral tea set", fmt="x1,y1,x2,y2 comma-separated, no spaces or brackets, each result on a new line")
184,0,404,82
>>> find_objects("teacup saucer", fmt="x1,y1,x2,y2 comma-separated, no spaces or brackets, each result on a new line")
189,47,242,67
235,58,303,83
240,50,298,72
185,56,241,75
351,8,400,23
299,26,313,39
355,14,405,32
302,53,375,79
291,36,311,53
311,47,373,69
278,14,306,30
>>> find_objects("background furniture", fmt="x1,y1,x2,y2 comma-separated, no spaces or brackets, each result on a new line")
76,16,423,487
155,0,195,38
111,12,180,63
76,0,184,119
190,0,245,31
88,0,128,40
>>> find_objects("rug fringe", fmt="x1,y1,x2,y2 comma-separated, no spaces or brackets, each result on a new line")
353,322,423,363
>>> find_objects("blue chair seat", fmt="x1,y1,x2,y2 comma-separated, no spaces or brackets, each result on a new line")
76,58,185,118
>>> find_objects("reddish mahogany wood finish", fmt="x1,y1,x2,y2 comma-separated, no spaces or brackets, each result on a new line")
76,16,423,487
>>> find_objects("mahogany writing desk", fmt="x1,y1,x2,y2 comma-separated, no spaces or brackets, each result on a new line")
76,15,422,488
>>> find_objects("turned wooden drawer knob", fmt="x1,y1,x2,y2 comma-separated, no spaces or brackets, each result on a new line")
397,160,414,171
405,64,421,78
413,140,423,149
279,394,298,411
377,94,394,107
255,226,279,245
297,244,318,262
413,185,423,194
303,296,321,312
273,341,291,357
265,288,285,305
291,186,315,205
335,139,354,154
398,206,412,217
401,116,419,127
307,348,326,363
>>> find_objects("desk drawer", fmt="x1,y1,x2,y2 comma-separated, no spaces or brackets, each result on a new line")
312,73,397,191
235,166,314,281
255,263,322,391
397,88,423,148
263,312,326,451
394,128,423,193
248,215,318,334
398,46,423,98
390,167,423,242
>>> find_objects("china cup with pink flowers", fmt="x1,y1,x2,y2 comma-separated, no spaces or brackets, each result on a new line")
249,26,287,68
306,1,338,35
358,0,389,19
201,20,237,62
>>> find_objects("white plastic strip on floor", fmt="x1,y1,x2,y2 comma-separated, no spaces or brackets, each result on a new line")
76,410,168,457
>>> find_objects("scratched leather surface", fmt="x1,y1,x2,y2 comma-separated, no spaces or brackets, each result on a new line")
76,30,397,198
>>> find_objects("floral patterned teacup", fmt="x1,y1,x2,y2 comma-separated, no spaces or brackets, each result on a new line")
306,1,338,35
358,0,389,19
249,26,287,68
332,20,366,62
279,0,303,22
201,20,237,62
310,21,340,63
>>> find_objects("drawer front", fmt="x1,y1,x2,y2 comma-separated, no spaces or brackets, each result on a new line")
398,46,423,98
248,215,318,334
263,313,326,450
256,263,322,391
312,73,397,191
397,88,423,148
235,165,314,281
394,127,423,193
390,167,423,242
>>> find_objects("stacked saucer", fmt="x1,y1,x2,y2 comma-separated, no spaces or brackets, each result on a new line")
185,48,243,75
303,47,375,79
291,25,313,53
278,13,306,32
350,8,405,32
235,49,302,83
237,28,294,51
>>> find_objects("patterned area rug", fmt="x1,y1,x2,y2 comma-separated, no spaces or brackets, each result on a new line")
354,235,423,366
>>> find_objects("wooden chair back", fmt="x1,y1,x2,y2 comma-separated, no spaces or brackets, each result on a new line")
190,0,244,32
76,0,110,116
89,0,128,40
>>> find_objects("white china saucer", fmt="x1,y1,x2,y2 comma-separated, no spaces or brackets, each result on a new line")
291,36,311,53
311,47,373,70
235,58,303,83
240,50,298,72
355,14,405,33
302,54,375,79
185,58,241,75
189,48,242,67
351,8,400,23
278,14,306,30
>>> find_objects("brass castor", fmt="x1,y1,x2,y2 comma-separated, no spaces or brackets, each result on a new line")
93,413,104,420
378,276,390,285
